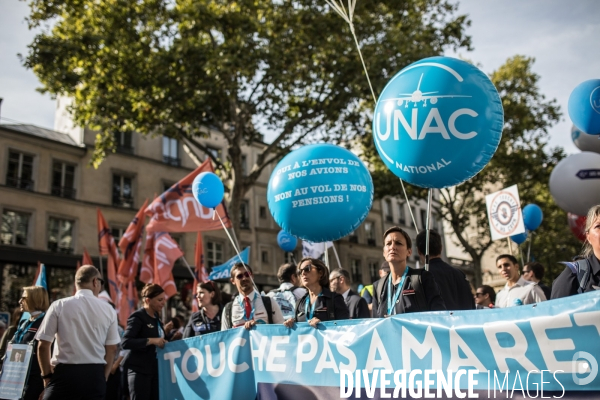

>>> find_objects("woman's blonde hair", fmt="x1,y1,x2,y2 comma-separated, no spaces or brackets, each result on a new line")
23,286,49,312
582,205,600,257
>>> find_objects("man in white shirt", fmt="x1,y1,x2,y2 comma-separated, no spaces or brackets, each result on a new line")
36,265,120,400
222,263,284,330
495,254,547,308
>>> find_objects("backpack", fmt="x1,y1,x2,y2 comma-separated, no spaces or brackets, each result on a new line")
267,287,298,320
560,259,592,294
375,269,427,314
224,295,274,326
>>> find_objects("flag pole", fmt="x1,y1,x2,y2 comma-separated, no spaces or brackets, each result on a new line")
323,242,330,268
179,256,198,281
330,243,342,269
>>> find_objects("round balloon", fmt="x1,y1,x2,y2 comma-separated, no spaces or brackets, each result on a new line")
372,56,504,188
522,204,543,231
567,213,587,242
277,230,298,252
549,152,600,215
571,125,600,154
192,172,224,208
267,143,374,242
511,231,528,245
568,79,600,135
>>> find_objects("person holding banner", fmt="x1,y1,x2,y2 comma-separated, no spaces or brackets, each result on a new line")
122,283,168,400
183,281,223,338
495,254,546,307
283,258,349,329
9,286,49,400
372,227,445,318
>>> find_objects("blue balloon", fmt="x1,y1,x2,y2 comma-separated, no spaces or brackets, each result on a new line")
277,230,298,252
511,231,528,245
372,56,504,188
267,143,374,242
522,204,543,231
568,79,600,135
192,172,224,208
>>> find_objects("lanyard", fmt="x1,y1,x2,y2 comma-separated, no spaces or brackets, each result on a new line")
238,292,257,321
387,268,409,316
157,318,164,338
13,312,45,344
304,292,322,320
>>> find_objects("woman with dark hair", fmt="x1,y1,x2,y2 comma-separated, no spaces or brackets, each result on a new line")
183,281,223,338
11,286,49,400
122,283,168,400
283,258,349,329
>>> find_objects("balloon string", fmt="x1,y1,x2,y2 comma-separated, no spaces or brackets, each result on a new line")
326,0,418,234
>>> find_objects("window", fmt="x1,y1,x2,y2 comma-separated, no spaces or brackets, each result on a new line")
284,251,296,264
1,264,37,311
6,151,34,191
368,260,379,284
259,206,267,219
350,258,362,286
51,161,76,199
365,221,376,246
206,241,223,269
163,182,175,193
162,136,180,166
111,227,125,245
112,174,134,208
241,154,248,177
48,217,74,254
1,210,30,246
115,131,133,154
261,250,269,263
398,202,406,225
348,230,358,243
384,199,393,222
206,146,222,162
240,201,250,230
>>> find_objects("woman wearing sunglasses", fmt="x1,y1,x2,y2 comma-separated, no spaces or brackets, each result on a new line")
183,281,223,338
284,258,349,329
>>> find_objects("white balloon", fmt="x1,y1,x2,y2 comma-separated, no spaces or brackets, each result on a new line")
572,125,600,154
549,152,600,215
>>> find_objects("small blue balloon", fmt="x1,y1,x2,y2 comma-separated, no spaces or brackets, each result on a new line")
267,143,374,242
522,204,543,231
511,231,528,245
277,230,298,252
192,172,224,208
373,56,504,188
568,79,600,135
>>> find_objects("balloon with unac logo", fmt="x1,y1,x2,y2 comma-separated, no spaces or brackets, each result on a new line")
567,213,587,242
571,125,600,154
568,79,600,135
511,231,528,245
267,143,373,242
549,152,600,215
192,172,224,209
372,56,504,188
277,230,298,252
522,204,543,231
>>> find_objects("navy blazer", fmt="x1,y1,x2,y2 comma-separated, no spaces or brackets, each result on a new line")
122,308,164,375
344,289,371,319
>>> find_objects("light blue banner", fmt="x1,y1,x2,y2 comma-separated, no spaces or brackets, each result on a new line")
208,247,250,281
158,291,600,399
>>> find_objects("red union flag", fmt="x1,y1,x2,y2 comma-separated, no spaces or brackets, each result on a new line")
140,231,155,284
145,159,231,233
118,199,148,281
153,233,183,298
97,209,121,305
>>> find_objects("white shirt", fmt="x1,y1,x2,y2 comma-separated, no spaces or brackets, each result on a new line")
36,289,121,365
278,282,307,301
341,288,351,301
222,290,284,329
495,277,547,308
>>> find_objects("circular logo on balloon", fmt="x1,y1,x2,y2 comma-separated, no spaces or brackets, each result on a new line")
373,56,504,188
568,79,600,135
591,86,600,115
267,144,373,242
489,191,521,236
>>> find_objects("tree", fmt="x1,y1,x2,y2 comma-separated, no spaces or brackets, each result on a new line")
22,0,471,233
363,55,579,288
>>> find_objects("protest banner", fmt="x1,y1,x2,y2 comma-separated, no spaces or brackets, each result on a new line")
0,344,33,399
485,184,526,241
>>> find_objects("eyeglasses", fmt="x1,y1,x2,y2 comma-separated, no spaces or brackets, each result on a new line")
474,293,485,297
298,265,317,275
235,272,251,280
329,276,341,283
522,269,531,274
96,277,105,286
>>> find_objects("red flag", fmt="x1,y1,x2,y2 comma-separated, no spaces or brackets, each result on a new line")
97,209,121,305
153,233,183,298
82,247,93,266
117,199,148,282
140,231,155,284
145,159,231,233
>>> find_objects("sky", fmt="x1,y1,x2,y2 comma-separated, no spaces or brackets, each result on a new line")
1,0,599,155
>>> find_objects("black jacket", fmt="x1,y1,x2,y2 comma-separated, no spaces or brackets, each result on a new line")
427,258,475,310
344,289,371,319
122,308,164,375
551,254,600,299
294,287,349,322
182,305,223,338
12,315,45,400
372,267,446,318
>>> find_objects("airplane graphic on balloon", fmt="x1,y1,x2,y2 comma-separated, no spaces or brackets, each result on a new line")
382,73,471,109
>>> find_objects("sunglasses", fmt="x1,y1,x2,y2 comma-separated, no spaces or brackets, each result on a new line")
235,272,251,280
298,265,318,275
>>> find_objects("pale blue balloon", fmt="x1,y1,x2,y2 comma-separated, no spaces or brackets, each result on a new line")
568,79,600,135
192,172,224,208
267,143,373,242
373,56,504,188
522,204,543,231
277,230,298,252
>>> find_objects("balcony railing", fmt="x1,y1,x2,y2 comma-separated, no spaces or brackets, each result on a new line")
51,186,76,199
6,177,34,191
113,195,134,208
48,242,73,254
163,156,181,167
